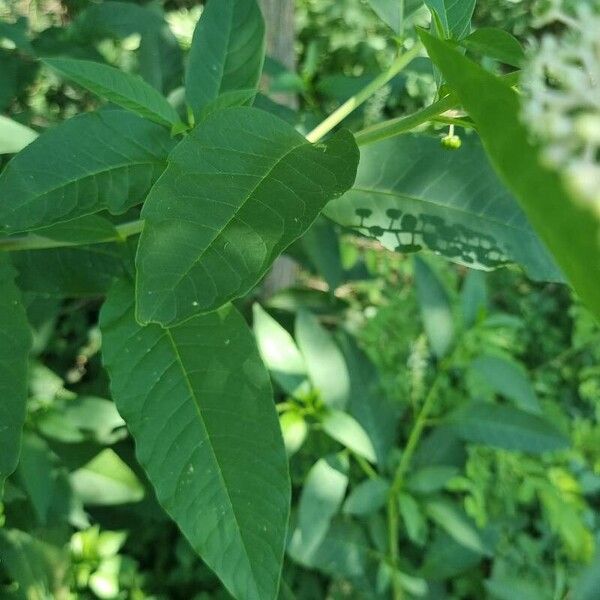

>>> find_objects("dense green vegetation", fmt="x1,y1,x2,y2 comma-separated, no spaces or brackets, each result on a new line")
0,0,599,599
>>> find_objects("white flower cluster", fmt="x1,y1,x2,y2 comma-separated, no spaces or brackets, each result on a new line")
521,0,600,216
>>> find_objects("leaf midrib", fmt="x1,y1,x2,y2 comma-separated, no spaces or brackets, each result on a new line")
164,325,262,599
148,136,308,319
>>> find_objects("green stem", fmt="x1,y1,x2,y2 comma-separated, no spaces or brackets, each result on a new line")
0,219,144,252
354,94,457,146
386,361,448,599
305,43,422,143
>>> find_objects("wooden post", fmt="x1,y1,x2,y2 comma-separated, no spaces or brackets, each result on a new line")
259,0,299,295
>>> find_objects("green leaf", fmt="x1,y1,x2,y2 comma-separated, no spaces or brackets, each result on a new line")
343,478,390,516
573,552,600,600
186,0,265,117
12,243,129,297
288,454,349,565
295,310,350,409
71,1,183,93
420,31,600,320
461,269,487,327
407,465,459,494
414,256,454,358
16,434,57,524
366,0,424,34
425,498,490,555
321,410,377,463
279,412,308,456
424,0,476,39
70,448,144,505
0,529,69,599
136,106,358,326
0,114,37,154
338,333,399,468
324,134,561,282
252,303,307,395
448,402,570,454
101,280,290,600
0,110,175,234
398,493,428,545
43,57,180,127
0,256,31,493
469,353,541,413
300,217,344,291
35,214,119,245
461,28,524,67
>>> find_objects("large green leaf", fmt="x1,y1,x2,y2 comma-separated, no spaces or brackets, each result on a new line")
101,281,290,600
0,256,31,493
424,0,476,39
186,0,265,117
324,134,561,282
0,110,175,234
43,58,180,127
12,243,129,297
448,402,569,454
420,31,600,320
136,107,358,326
71,1,183,93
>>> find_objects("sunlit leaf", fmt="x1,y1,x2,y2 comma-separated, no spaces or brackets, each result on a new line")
101,280,290,600
136,107,358,326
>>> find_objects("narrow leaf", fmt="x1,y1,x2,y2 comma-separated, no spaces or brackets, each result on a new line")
71,1,183,93
448,402,570,454
0,109,175,234
136,107,358,326
43,57,180,127
420,31,600,320
324,134,561,282
414,256,454,358
295,310,350,409
252,303,307,395
321,410,377,463
101,280,290,600
343,478,390,516
186,0,265,116
0,255,31,493
288,454,348,565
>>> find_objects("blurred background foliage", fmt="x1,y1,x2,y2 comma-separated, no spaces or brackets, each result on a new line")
1,0,599,599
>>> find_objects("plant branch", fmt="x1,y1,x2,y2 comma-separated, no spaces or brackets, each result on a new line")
0,219,144,252
306,43,422,143
354,94,457,146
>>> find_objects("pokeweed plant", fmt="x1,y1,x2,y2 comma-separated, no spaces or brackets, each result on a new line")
0,0,599,599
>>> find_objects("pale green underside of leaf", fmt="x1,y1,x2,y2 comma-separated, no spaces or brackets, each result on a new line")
186,0,265,117
0,115,37,155
324,134,562,282
0,109,175,234
0,255,31,492
136,106,359,326
43,57,180,127
100,281,290,600
420,31,600,320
